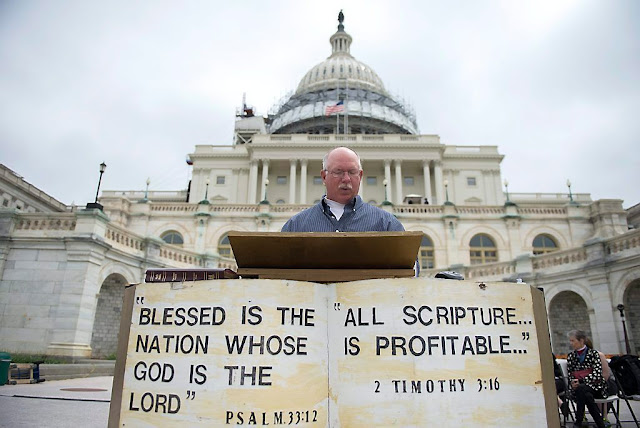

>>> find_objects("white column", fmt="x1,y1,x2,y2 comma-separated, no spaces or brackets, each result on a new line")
434,161,443,205
493,171,503,205
289,159,297,204
394,160,403,204
384,159,393,203
260,159,269,201
248,160,258,204
422,160,432,204
482,170,491,205
300,159,308,204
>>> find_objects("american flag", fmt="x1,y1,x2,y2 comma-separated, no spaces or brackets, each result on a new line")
325,100,344,116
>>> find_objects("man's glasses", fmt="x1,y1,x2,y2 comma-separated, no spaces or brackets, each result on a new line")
325,169,361,178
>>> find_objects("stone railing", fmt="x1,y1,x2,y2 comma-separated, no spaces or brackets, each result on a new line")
0,165,69,212
517,207,568,215
158,246,204,267
102,190,188,201
14,213,77,231
605,229,640,255
464,261,516,280
455,206,505,215
105,224,146,254
394,205,444,214
510,192,591,203
271,204,313,213
258,134,441,145
531,247,587,270
151,204,199,213
210,205,259,213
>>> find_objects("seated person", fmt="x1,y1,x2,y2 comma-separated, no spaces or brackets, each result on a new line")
567,330,607,428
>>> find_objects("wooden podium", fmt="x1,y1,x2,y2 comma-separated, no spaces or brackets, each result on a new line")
228,231,423,282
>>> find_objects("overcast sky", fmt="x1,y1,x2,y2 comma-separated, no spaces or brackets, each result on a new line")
1,0,638,208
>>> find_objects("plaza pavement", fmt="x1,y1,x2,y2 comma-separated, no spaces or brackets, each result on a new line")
0,376,639,427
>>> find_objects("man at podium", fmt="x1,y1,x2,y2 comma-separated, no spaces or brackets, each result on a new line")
282,147,405,232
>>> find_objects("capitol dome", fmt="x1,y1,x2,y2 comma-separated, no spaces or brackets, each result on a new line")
269,12,418,135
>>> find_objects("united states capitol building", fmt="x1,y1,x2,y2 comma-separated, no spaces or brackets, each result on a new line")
1,14,639,360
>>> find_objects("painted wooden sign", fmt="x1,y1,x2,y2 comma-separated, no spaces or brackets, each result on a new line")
109,278,558,427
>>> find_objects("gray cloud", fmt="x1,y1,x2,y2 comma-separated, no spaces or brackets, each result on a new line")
1,0,638,207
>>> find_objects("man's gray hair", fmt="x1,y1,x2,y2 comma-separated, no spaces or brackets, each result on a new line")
322,147,362,171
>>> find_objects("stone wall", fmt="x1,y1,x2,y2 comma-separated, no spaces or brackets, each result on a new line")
624,280,640,354
0,246,67,353
90,274,127,358
548,291,592,354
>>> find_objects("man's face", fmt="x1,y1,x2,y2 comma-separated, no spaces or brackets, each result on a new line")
321,148,363,204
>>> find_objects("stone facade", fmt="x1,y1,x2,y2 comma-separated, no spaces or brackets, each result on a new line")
1,16,639,359
90,273,127,358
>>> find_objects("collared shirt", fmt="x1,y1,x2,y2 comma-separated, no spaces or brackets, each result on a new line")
281,196,405,232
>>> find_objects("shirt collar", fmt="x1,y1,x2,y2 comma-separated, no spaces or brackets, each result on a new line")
322,195,362,211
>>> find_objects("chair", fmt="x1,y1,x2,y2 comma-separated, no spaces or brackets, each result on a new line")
593,395,621,427
558,359,621,427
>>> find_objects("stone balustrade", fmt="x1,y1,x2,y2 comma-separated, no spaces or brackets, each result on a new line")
605,228,640,255
14,213,77,231
464,261,517,280
531,247,588,270
105,224,145,254
517,207,568,215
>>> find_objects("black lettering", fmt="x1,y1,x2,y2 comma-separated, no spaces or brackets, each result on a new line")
436,306,449,324
139,307,151,325
468,307,479,324
129,392,140,411
376,336,389,355
402,305,417,325
493,307,505,324
162,307,173,325
187,307,199,326
175,307,186,325
500,335,511,353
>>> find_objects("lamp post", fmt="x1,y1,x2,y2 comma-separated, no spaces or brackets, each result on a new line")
504,179,510,202
567,179,577,205
260,179,270,204
199,179,210,205
617,304,632,354
443,179,453,205
503,178,516,206
140,177,150,203
86,162,106,210
382,179,392,206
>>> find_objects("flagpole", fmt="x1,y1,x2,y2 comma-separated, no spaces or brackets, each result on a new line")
336,79,340,135
344,79,348,135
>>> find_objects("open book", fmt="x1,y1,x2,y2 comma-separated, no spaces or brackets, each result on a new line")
110,278,558,427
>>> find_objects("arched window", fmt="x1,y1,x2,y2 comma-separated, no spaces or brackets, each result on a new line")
161,231,183,245
533,234,558,255
469,234,497,265
276,199,285,204
218,234,233,258
420,235,435,269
